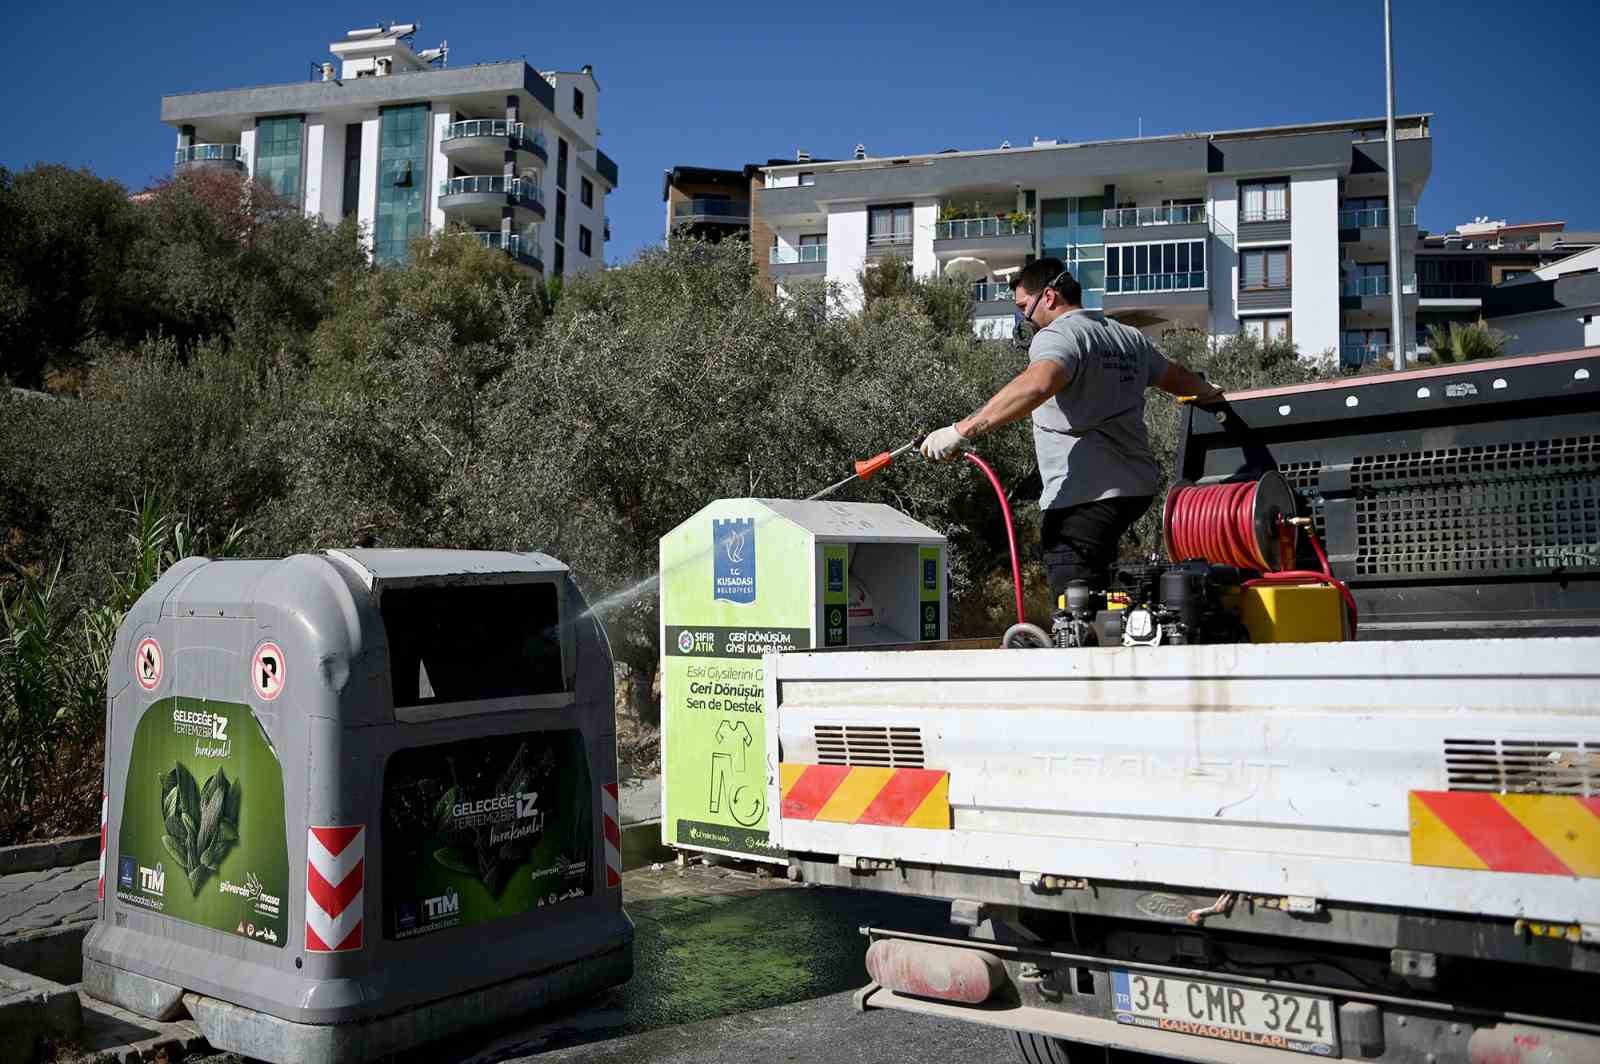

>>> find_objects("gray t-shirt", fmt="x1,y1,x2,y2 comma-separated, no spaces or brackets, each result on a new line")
1027,309,1171,511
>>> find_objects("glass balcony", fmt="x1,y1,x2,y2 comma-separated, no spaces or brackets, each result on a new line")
1102,204,1207,228
673,199,750,219
442,119,546,155
439,175,542,206
464,230,537,261
1105,271,1208,295
770,244,827,265
1339,204,1417,229
1419,282,1483,299
174,143,244,167
934,216,1032,241
1342,273,1418,298
973,281,1015,304
1341,342,1385,368
1340,342,1421,369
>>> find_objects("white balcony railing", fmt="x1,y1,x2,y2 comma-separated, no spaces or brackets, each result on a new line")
867,232,915,249
442,119,547,154
1339,204,1417,229
175,143,244,166
438,175,543,207
1342,273,1418,298
1239,207,1290,223
934,216,1032,241
770,244,827,265
1105,271,1209,295
1103,204,1207,228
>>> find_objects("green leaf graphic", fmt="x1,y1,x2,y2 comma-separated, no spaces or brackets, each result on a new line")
433,847,476,876
161,835,189,868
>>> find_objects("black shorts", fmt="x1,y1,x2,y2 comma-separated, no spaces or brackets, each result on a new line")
1040,495,1154,597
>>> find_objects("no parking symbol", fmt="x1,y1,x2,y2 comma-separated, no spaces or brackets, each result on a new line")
252,642,286,702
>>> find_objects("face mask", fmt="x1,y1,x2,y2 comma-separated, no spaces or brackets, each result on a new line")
1010,270,1071,351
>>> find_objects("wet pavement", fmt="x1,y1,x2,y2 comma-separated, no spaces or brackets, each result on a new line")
144,860,1018,1063
454,860,1011,1062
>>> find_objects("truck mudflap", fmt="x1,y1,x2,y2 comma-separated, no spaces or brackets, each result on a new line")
855,926,1600,1064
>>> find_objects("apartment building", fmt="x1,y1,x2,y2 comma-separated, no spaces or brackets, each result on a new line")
161,24,619,278
1482,246,1600,356
661,165,753,243
755,116,1432,367
1416,219,1600,346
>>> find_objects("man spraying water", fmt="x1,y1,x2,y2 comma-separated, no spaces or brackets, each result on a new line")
920,257,1222,627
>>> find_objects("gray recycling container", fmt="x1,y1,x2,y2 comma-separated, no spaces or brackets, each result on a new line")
83,549,633,1063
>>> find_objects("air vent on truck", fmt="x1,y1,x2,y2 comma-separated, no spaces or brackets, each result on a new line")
1444,738,1598,795
815,725,925,768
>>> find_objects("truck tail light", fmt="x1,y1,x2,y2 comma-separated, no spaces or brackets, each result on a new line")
865,938,1005,1005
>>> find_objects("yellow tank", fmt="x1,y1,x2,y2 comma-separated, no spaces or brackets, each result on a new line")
1240,583,1348,643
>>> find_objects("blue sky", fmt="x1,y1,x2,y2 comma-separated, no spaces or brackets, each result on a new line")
5,0,1594,262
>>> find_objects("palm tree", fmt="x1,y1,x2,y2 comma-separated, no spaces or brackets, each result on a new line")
1425,321,1507,364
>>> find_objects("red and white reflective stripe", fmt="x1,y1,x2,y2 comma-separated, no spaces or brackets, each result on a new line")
305,825,364,952
97,792,108,902
601,783,621,888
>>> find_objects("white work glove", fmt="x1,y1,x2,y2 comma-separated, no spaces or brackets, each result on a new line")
920,424,971,462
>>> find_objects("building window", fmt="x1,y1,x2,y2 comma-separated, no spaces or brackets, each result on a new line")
573,88,584,118
341,122,363,218
557,138,569,191
1239,179,1289,223
798,172,815,186
373,104,428,265
1041,195,1106,309
254,115,305,202
1343,260,1389,297
1342,327,1388,367
1501,269,1531,283
1244,317,1291,343
1241,247,1290,289
553,242,564,277
556,190,567,237
1105,239,1206,293
580,176,593,207
578,225,592,256
867,203,913,247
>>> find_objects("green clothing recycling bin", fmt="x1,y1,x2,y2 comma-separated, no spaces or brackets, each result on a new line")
659,499,948,860
83,549,632,1064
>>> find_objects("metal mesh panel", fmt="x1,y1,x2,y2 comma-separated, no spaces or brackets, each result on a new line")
814,725,925,768
1278,460,1325,538
1350,436,1600,577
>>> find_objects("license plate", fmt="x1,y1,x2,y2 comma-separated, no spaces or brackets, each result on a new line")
1112,970,1339,1056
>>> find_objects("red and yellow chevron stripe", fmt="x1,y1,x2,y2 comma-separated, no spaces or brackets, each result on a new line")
1409,791,1600,878
780,763,950,829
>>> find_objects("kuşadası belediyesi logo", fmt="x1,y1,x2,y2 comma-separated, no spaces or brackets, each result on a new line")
712,518,756,605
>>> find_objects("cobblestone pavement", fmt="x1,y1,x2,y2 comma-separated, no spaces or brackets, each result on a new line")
0,859,99,942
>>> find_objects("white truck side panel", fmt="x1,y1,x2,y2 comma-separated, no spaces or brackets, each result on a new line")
764,638,1600,922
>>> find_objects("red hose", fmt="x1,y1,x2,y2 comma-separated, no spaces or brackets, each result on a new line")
962,452,1026,627
1168,479,1359,637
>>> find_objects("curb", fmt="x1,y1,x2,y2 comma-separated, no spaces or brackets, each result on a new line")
0,961,83,1064
620,820,671,871
0,921,93,987
0,833,99,877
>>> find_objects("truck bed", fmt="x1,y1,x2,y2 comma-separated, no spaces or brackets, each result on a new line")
764,637,1599,929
